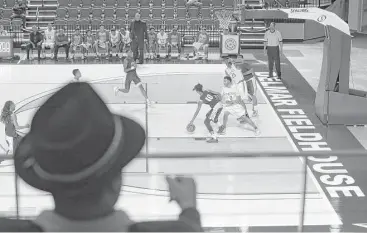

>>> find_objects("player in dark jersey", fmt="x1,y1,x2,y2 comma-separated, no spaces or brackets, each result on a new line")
189,83,223,143
114,50,151,106
234,57,258,116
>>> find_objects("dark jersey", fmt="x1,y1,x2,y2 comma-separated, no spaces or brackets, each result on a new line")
125,57,136,74
200,91,220,109
237,62,254,81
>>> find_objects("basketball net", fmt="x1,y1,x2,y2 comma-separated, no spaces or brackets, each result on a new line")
215,10,234,30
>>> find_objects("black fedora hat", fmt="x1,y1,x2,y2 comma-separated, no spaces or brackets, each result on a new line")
14,82,145,193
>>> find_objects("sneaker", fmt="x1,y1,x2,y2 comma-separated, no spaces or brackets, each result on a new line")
254,128,261,136
206,137,218,143
217,125,226,135
114,87,120,96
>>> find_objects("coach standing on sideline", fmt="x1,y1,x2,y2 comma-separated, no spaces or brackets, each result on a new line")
264,22,283,79
130,12,148,64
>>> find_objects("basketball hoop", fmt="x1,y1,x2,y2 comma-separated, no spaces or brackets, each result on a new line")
215,10,234,30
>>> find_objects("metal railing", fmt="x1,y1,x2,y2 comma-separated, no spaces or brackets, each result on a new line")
0,151,366,232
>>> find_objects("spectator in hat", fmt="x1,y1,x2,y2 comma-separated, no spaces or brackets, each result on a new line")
0,82,202,232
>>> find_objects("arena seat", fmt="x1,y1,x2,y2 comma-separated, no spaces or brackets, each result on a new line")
91,8,102,18
152,18,162,26
140,8,150,19
201,8,211,19
0,0,4,7
128,8,137,18
67,18,77,25
104,8,115,18
177,0,186,7
78,18,90,26
105,0,116,7
212,0,222,8
5,0,15,8
93,0,104,7
58,0,69,7
164,8,174,19
91,18,101,27
165,18,176,26
54,18,67,26
115,18,126,27
202,0,211,7
103,18,114,26
140,0,149,7
71,0,82,7
177,8,187,19
188,8,199,18
152,8,161,18
152,0,162,8
68,8,79,19
116,0,125,8
82,0,93,7
223,0,234,9
129,0,139,7
80,8,91,19
115,8,125,18
165,0,174,7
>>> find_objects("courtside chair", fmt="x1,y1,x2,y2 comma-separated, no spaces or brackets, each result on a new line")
91,18,101,29
78,18,90,27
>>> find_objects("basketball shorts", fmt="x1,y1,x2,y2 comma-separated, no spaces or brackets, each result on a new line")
125,71,142,89
71,44,83,51
224,104,247,118
43,42,54,48
246,77,256,96
147,43,156,52
207,102,223,122
158,43,167,49
97,41,108,49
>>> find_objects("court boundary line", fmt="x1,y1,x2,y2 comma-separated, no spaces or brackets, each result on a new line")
255,76,342,225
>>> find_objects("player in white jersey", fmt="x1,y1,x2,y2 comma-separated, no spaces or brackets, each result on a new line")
42,23,55,58
156,28,168,58
109,28,121,57
225,59,248,102
218,76,260,136
120,28,131,56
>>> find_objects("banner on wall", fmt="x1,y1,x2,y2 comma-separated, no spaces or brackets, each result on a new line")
220,34,240,56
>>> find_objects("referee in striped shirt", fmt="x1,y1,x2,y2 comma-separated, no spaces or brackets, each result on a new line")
264,22,283,79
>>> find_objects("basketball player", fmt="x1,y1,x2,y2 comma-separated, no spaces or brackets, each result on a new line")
146,27,157,59
0,101,29,156
42,23,55,59
95,25,109,59
218,76,260,136
120,28,131,56
109,28,121,57
114,50,151,106
72,69,81,82
82,30,95,58
157,28,168,58
225,58,258,116
70,28,84,59
190,84,223,143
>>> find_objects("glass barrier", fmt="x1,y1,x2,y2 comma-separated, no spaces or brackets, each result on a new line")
1,151,366,232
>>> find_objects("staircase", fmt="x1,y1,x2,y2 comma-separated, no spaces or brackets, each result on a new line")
26,0,57,29
237,0,267,49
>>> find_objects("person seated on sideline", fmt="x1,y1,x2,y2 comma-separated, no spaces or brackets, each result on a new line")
156,28,168,58
109,27,122,57
119,27,131,56
0,25,9,36
70,28,84,60
146,27,157,59
193,27,209,60
94,25,109,59
54,28,70,61
168,26,181,58
0,82,203,232
82,29,96,58
26,25,43,61
41,23,56,59
11,0,27,27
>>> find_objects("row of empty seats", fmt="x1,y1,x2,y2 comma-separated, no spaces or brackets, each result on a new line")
56,7,216,21
59,0,231,9
0,0,17,8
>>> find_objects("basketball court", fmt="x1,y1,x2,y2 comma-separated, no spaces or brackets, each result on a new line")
0,55,346,229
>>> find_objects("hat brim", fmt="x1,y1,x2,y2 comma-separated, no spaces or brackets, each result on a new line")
14,114,145,193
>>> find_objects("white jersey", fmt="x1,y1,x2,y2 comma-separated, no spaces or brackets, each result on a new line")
44,29,55,43
221,84,243,105
110,31,120,44
157,32,168,45
121,31,131,44
225,65,244,84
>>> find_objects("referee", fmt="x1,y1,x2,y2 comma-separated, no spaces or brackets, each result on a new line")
264,22,283,79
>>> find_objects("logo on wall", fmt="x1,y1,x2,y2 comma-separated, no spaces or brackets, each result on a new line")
224,38,237,51
317,15,327,22
291,8,309,13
